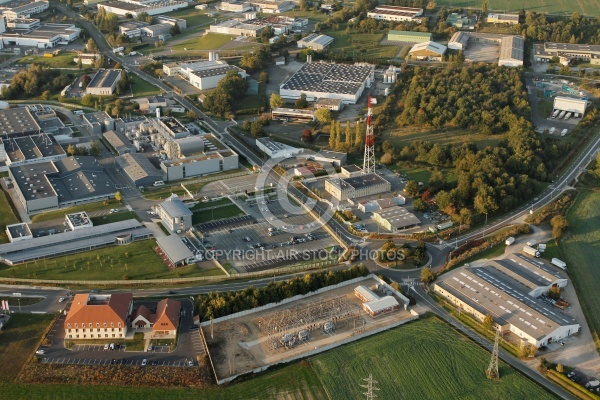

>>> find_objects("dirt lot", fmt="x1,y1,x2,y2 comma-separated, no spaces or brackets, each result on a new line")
202,278,414,380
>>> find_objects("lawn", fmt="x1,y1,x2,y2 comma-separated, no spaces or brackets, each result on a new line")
311,317,556,400
163,8,212,26
192,204,244,224
90,211,140,226
382,125,504,150
282,10,332,21
556,188,600,346
18,52,78,68
191,198,233,210
0,240,215,281
0,188,20,244
171,33,236,52
325,27,399,59
130,74,161,97
30,200,121,223
0,314,55,382
433,0,599,16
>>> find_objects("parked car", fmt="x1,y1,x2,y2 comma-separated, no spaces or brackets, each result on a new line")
188,361,194,367
147,344,153,351
104,344,109,350
58,297,65,302
35,349,46,355
110,209,119,214
141,359,147,366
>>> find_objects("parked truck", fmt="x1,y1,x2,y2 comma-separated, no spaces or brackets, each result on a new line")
551,258,567,270
551,109,559,118
505,237,515,246
523,245,541,258
558,110,566,119
526,239,537,247
112,46,124,53
565,112,572,120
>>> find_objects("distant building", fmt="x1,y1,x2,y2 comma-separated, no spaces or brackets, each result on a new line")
219,0,252,12
0,22,80,49
64,293,134,340
446,13,469,29
164,59,247,91
453,32,524,67
487,13,519,25
311,150,347,167
3,133,66,166
387,30,431,43
340,164,362,178
271,107,315,122
0,108,41,138
155,194,193,233
325,173,391,201
142,23,171,37
156,15,186,30
85,69,122,96
297,33,334,51
498,35,524,67
73,52,100,65
1,1,49,20
135,96,168,114
367,5,422,23
354,285,399,317
553,96,588,116
98,1,187,17
448,31,469,51
315,98,344,112
534,42,600,65
408,41,447,61
209,18,267,37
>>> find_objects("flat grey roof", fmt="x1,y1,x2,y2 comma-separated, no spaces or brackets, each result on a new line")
0,219,152,264
9,160,58,200
4,134,65,163
83,111,112,126
342,164,361,172
316,150,346,160
102,1,145,11
37,117,64,132
374,206,420,229
158,196,193,219
499,35,524,62
159,117,188,135
0,108,41,137
88,69,121,89
4,1,48,13
191,65,242,79
157,235,194,264
343,173,389,189
66,211,92,228
116,153,163,183
280,62,373,96
103,130,133,154
315,98,343,106
300,33,334,47
6,222,31,239
257,137,287,151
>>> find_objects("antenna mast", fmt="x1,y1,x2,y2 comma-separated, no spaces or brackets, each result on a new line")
362,96,375,175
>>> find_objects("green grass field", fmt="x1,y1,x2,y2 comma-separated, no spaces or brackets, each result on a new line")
90,211,139,226
30,200,120,223
433,0,599,16
0,314,55,382
171,33,236,52
0,240,221,281
383,125,504,150
192,204,244,224
130,74,161,97
312,317,555,399
18,52,78,68
0,188,19,244
164,8,212,26
325,27,399,59
557,188,600,346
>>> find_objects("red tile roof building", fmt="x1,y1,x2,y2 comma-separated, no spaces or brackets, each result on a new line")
64,293,133,340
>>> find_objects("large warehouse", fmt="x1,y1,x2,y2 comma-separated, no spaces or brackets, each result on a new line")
279,61,374,104
163,59,247,91
0,22,80,48
387,30,431,43
373,206,420,231
408,41,447,61
367,5,422,22
86,69,122,96
9,156,117,214
297,33,334,51
325,173,391,201
115,152,165,187
156,235,195,266
434,254,579,348
553,96,588,116
534,42,600,65
98,0,187,17
0,108,42,138
2,133,66,166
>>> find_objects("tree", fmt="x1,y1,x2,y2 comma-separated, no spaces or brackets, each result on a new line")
259,71,269,84
421,267,435,283
77,57,83,70
548,285,561,300
550,215,569,242
114,191,122,202
315,108,332,124
115,72,129,96
295,93,308,109
481,0,488,13
186,111,198,121
405,181,420,197
169,24,181,35
412,198,427,212
328,120,336,149
344,121,352,149
81,74,91,89
483,314,494,330
380,153,393,165
556,364,564,373
354,121,363,151
302,129,313,142
87,38,98,51
89,141,101,157
596,151,600,178
269,93,284,109
66,144,77,156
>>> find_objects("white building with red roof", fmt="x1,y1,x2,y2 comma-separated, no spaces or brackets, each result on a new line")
64,293,133,340
130,298,181,338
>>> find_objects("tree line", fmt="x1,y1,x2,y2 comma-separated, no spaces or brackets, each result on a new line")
194,265,369,321
516,12,600,44
1,65,72,99
202,70,248,117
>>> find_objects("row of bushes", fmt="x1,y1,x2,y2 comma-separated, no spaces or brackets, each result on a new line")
526,190,577,225
545,368,600,400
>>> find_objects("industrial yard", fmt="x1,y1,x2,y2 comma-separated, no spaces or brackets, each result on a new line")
201,276,415,383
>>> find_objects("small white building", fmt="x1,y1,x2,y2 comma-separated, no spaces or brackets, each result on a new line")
85,69,122,96
367,5,422,22
553,96,588,116
256,137,302,158
297,33,334,51
155,194,193,233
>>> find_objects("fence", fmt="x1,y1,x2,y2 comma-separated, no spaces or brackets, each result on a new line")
0,259,339,286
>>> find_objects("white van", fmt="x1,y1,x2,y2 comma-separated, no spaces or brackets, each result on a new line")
153,181,165,186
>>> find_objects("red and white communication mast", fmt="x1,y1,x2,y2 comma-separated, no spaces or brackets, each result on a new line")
362,96,376,175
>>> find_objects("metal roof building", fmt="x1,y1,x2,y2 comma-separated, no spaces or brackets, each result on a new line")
86,69,122,96
103,130,134,155
373,206,420,231
0,108,42,138
408,41,447,61
387,30,431,43
448,31,469,50
0,219,152,265
434,256,579,348
115,153,165,188
155,194,193,233
3,133,66,166
156,235,195,266
297,33,334,50
367,5,423,22
498,35,524,67
487,13,519,25
280,61,375,104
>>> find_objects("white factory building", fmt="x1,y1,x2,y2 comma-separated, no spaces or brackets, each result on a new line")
367,5,423,22
256,137,302,158
0,1,49,20
0,19,80,48
279,60,374,104
297,33,334,51
98,0,187,17
434,254,579,348
163,56,247,91
553,96,588,116
453,32,524,67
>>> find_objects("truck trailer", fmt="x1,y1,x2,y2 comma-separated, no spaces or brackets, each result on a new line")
551,258,567,270
523,245,540,258
505,237,515,246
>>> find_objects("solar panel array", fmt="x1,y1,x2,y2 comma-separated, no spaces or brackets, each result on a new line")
281,62,373,95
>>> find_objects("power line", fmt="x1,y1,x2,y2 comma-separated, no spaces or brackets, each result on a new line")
360,374,379,400
486,328,500,379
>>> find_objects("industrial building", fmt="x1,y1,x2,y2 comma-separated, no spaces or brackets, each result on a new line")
279,61,374,104
340,164,362,178
134,96,168,114
310,150,347,167
0,219,153,265
9,156,117,214
115,152,165,187
81,111,124,135
314,98,344,111
209,18,267,37
534,42,600,65
434,254,579,348
64,293,134,340
156,15,186,30
297,33,334,51
451,32,525,67
367,5,422,22
448,31,469,51
155,194,193,233
386,30,431,43
271,107,315,122
252,0,294,13
73,52,100,65
408,41,447,61
163,58,247,91
354,285,400,317
119,21,147,38
372,206,420,231
103,130,135,156
65,211,93,230
142,23,171,37
85,69,122,96
0,22,80,48
219,0,252,12
487,13,519,25
156,234,195,266
5,222,32,242
256,137,302,158
0,107,41,138
0,0,49,20
553,97,588,117
325,173,391,201
446,13,469,29
2,133,65,166
98,0,187,17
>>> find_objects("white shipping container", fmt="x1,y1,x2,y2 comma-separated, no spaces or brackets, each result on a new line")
505,237,515,246
551,258,567,270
